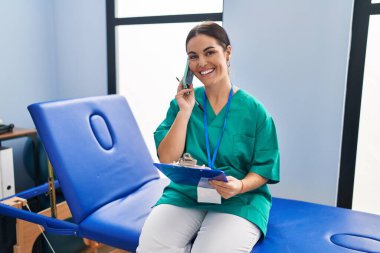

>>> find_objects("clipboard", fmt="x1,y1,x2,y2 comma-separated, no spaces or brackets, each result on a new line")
153,163,228,187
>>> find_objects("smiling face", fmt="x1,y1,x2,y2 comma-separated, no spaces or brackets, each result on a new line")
186,34,231,88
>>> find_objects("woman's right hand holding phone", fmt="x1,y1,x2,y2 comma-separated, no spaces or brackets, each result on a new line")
175,81,195,118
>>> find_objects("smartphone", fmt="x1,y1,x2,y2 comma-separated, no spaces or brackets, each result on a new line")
182,59,194,90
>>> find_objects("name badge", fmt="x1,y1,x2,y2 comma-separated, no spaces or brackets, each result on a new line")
197,177,221,204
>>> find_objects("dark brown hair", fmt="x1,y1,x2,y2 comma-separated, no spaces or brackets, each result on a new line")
186,21,231,51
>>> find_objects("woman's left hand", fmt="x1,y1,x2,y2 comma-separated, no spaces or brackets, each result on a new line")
209,176,243,199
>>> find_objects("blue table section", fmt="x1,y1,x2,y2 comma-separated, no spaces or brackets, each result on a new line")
0,95,379,253
255,198,380,252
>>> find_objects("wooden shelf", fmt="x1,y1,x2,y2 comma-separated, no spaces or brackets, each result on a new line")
0,128,36,142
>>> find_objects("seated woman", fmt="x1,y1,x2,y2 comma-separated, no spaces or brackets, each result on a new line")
137,21,280,253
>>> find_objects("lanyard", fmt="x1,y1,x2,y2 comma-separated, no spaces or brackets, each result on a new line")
203,85,234,169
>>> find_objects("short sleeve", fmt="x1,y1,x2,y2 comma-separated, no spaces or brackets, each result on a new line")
249,105,280,184
154,99,179,150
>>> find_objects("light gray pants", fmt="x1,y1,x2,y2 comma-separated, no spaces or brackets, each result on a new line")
137,204,261,253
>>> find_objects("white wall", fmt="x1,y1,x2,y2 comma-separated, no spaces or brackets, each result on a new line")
0,1,58,127
223,0,354,206
53,0,108,98
0,1,58,190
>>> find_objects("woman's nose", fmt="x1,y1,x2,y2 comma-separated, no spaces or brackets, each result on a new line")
198,57,207,67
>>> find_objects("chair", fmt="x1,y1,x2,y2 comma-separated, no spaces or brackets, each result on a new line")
1,95,380,252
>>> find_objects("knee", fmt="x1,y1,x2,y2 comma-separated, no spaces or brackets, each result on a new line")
137,231,192,253
136,228,154,253
191,242,255,253
191,229,260,253
137,220,192,253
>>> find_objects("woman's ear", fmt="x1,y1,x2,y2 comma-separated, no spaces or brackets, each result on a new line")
226,45,232,61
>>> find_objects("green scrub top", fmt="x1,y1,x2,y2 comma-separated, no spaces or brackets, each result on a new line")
154,87,280,236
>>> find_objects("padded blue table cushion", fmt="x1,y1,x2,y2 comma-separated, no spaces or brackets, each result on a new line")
28,96,162,223
23,95,380,252
79,179,168,251
255,198,380,253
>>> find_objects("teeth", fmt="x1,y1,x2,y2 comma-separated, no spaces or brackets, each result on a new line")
201,69,214,75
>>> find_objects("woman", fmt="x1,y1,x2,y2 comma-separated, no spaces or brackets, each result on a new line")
137,22,279,253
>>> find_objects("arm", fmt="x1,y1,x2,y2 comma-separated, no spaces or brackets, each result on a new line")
157,83,195,163
240,172,268,193
157,110,190,163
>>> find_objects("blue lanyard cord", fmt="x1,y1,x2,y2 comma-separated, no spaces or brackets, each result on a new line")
203,85,234,169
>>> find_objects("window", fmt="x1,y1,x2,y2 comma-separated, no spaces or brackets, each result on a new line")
107,1,223,159
339,0,380,211
352,15,380,215
115,0,223,17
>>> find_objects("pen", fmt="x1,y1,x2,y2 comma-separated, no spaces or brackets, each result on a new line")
176,77,204,112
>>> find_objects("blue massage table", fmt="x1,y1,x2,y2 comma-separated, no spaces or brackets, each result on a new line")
1,95,380,252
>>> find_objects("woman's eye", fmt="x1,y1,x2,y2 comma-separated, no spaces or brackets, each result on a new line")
188,55,198,60
205,51,215,56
